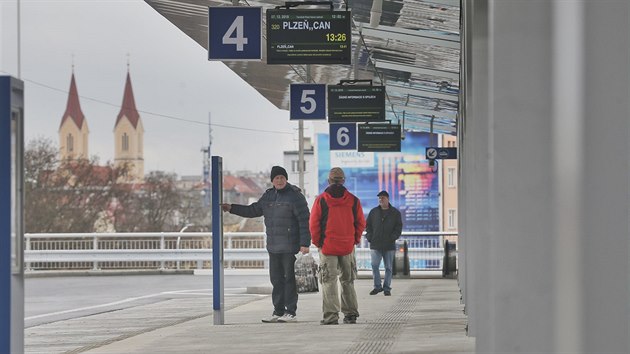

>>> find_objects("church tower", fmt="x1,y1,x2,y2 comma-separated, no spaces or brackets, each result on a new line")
114,69,144,181
59,72,89,160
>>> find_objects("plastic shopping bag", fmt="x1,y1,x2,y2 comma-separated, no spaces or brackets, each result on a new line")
294,253,319,293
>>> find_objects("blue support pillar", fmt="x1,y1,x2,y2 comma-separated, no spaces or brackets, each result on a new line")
1,75,25,353
211,156,224,325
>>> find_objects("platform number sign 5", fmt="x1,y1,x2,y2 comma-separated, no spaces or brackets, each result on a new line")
290,84,326,120
300,90,316,114
208,7,262,61
330,123,357,150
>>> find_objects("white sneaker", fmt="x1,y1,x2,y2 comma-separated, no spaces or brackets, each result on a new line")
261,314,281,323
277,314,297,323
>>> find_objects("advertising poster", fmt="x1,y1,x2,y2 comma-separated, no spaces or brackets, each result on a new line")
316,131,439,232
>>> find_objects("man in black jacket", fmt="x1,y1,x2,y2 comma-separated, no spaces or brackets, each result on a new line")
221,166,311,323
365,190,403,296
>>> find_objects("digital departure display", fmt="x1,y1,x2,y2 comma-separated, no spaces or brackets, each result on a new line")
266,9,351,65
358,124,401,152
328,85,386,122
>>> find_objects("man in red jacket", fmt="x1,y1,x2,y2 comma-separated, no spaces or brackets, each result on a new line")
310,167,366,325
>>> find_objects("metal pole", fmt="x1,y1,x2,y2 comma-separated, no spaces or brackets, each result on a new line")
17,0,21,79
211,156,224,325
298,66,309,190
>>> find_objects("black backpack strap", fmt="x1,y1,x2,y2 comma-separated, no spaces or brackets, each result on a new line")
352,196,359,233
319,197,328,248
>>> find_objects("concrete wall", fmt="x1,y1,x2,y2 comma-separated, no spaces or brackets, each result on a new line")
461,1,629,352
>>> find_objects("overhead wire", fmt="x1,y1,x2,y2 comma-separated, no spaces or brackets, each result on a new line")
0,70,294,135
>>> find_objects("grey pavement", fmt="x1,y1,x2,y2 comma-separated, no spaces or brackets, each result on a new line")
25,276,474,354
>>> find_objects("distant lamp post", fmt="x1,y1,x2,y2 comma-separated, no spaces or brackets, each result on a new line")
179,223,194,233
176,223,194,270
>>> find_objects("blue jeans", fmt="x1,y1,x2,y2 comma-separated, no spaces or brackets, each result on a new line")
371,249,395,291
269,252,298,316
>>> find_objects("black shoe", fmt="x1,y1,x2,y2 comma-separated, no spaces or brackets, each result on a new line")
384,290,391,296
343,315,357,324
320,319,339,325
369,288,383,295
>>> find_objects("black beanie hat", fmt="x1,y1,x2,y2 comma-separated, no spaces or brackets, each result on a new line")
270,166,288,182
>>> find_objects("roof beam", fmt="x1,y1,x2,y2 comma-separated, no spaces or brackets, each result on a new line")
404,119,456,135
387,84,458,102
359,23,460,49
392,104,457,121
375,60,459,80
420,0,460,8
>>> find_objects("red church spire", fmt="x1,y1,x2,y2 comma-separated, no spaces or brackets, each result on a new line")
60,73,85,129
116,71,140,128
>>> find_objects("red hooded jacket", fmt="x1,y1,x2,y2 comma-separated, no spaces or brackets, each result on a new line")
310,186,366,256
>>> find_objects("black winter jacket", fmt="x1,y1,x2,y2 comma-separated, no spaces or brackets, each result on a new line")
229,182,311,254
365,204,403,251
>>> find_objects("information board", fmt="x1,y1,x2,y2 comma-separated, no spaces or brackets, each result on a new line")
358,124,401,152
328,85,386,122
266,9,351,64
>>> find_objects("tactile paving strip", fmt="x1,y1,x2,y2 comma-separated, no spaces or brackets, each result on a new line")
345,284,426,354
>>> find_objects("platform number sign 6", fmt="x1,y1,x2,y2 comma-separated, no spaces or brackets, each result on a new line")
337,126,350,146
330,123,357,150
290,84,326,120
208,7,262,61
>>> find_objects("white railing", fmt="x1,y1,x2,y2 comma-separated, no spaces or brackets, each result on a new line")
24,231,458,271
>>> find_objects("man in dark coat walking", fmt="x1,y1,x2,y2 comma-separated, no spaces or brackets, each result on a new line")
365,190,403,296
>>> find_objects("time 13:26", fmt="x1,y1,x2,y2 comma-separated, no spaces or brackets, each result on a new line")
325,33,347,42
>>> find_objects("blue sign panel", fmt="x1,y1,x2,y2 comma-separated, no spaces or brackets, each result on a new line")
290,84,326,120
329,123,357,150
208,7,262,61
1,76,24,354
426,147,457,160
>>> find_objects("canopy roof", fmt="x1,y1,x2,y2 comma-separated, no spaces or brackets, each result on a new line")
145,0,460,134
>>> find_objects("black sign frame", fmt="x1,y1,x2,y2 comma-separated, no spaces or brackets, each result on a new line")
266,9,352,65
358,124,401,152
327,85,386,123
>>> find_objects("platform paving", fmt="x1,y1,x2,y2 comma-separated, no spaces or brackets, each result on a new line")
26,277,474,354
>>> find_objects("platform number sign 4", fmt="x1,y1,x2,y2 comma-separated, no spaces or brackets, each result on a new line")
208,7,262,61
330,123,357,150
290,84,326,120
223,16,248,51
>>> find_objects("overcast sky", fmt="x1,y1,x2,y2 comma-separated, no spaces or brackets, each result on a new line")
1,0,305,176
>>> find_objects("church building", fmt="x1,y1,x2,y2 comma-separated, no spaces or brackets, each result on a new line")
58,72,89,160
58,68,145,181
113,71,145,181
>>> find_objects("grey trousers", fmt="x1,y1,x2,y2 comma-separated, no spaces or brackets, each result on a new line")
318,250,359,322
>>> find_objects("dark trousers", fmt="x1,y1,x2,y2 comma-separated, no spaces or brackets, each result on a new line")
269,252,298,316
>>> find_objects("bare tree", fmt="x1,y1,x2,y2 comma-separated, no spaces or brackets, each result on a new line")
177,188,210,231
25,137,211,233
24,137,127,233
112,176,208,232
133,171,181,232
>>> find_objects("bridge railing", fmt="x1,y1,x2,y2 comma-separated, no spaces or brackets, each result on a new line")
24,231,458,272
